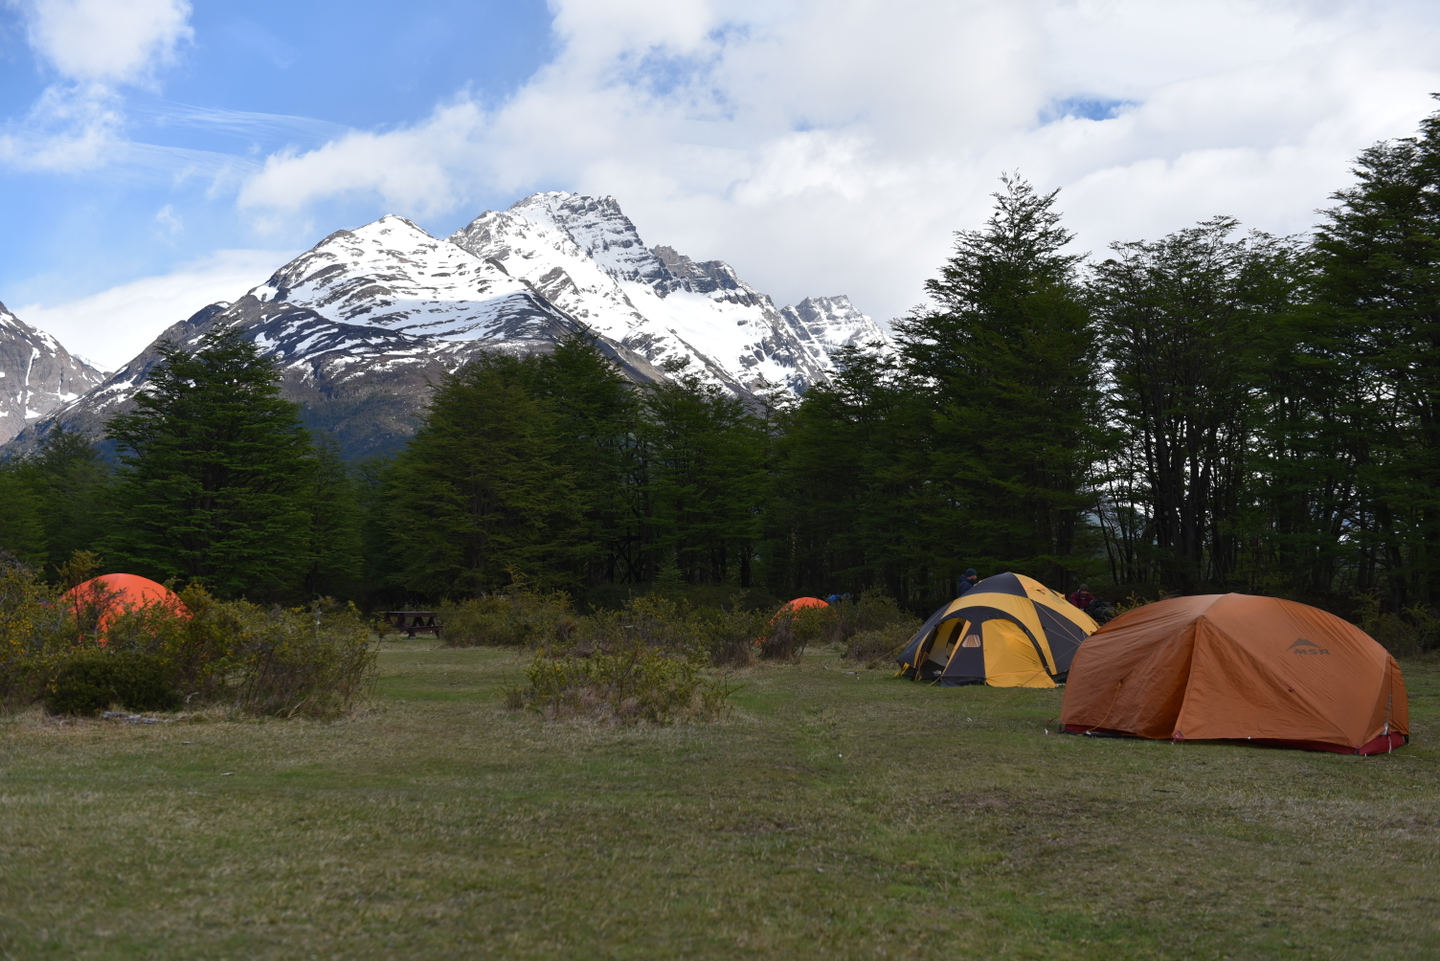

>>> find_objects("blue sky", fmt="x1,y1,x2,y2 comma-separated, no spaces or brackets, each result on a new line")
3,0,1440,369
1,1,555,336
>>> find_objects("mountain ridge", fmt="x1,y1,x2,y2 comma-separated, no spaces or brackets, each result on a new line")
4,192,890,459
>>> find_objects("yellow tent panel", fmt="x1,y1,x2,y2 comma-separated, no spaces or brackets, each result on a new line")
896,572,1098,687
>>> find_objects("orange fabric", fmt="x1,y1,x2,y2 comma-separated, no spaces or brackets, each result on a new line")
63,574,189,644
1061,594,1407,752
781,597,829,612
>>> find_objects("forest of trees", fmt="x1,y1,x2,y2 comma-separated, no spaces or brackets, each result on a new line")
3,102,1440,617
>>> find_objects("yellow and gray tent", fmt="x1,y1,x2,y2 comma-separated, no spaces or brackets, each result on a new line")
896,572,1098,688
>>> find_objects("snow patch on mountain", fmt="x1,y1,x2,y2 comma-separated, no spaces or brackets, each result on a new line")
449,192,890,395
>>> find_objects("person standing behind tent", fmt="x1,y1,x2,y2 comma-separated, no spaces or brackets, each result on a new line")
1068,584,1097,610
957,568,979,596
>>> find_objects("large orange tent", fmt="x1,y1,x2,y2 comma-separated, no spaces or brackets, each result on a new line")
1060,594,1407,754
63,574,188,642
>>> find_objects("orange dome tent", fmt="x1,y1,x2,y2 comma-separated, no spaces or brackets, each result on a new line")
1060,594,1407,755
779,597,830,614
63,574,189,643
755,597,831,652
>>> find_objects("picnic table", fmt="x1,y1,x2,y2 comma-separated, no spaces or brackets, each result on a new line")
383,610,443,639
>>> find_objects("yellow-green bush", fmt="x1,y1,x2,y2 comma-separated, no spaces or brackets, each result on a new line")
0,554,374,718
514,645,728,723
1355,592,1440,656
437,588,576,647
229,600,375,717
0,554,85,709
845,623,921,667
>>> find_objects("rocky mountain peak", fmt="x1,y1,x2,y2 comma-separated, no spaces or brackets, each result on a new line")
0,301,108,444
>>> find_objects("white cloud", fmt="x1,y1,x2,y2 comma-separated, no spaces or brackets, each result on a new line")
234,0,1440,325
1,0,193,173
19,0,192,85
154,203,181,233
15,249,295,369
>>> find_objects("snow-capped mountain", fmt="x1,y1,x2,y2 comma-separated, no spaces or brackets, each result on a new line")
449,192,889,395
6,193,888,459
0,301,106,444
8,214,665,458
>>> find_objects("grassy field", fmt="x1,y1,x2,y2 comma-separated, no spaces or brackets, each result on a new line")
2,643,1439,960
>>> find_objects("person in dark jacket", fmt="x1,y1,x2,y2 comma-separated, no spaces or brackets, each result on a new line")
957,568,979,596
1068,584,1097,610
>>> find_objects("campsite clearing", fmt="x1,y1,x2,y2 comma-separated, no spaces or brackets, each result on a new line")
2,643,1439,959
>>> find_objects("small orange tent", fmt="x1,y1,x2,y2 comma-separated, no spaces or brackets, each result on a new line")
755,597,831,649
1060,594,1407,755
63,574,188,642
778,597,829,614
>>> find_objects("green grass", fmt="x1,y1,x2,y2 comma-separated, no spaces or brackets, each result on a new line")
3,644,1440,959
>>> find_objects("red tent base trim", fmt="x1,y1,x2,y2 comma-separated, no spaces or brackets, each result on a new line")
1060,726,1408,755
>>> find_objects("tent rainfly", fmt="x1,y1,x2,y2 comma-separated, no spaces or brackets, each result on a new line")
896,572,1098,688
1060,593,1408,755
63,574,189,643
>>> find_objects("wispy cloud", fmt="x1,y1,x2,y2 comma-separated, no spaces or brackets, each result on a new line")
125,97,349,144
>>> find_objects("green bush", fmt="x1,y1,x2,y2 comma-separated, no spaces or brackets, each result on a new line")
690,601,766,667
0,552,375,718
437,589,576,647
1355,592,1440,656
44,651,179,715
515,646,728,723
845,623,921,667
231,601,376,717
0,553,84,709
840,589,921,665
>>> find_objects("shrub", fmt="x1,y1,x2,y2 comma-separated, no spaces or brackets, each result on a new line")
0,553,80,709
754,589,920,661
692,601,766,667
437,589,576,647
514,645,728,724
838,589,921,665
848,589,920,635
0,554,375,718
757,603,836,661
230,600,376,717
1355,593,1440,657
845,622,921,667
44,651,179,715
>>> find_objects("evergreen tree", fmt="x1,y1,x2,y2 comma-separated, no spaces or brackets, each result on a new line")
18,426,112,571
0,463,46,567
762,346,930,602
355,455,404,606
103,326,314,598
637,364,767,587
894,175,1104,590
303,433,363,598
524,332,642,587
385,354,585,596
